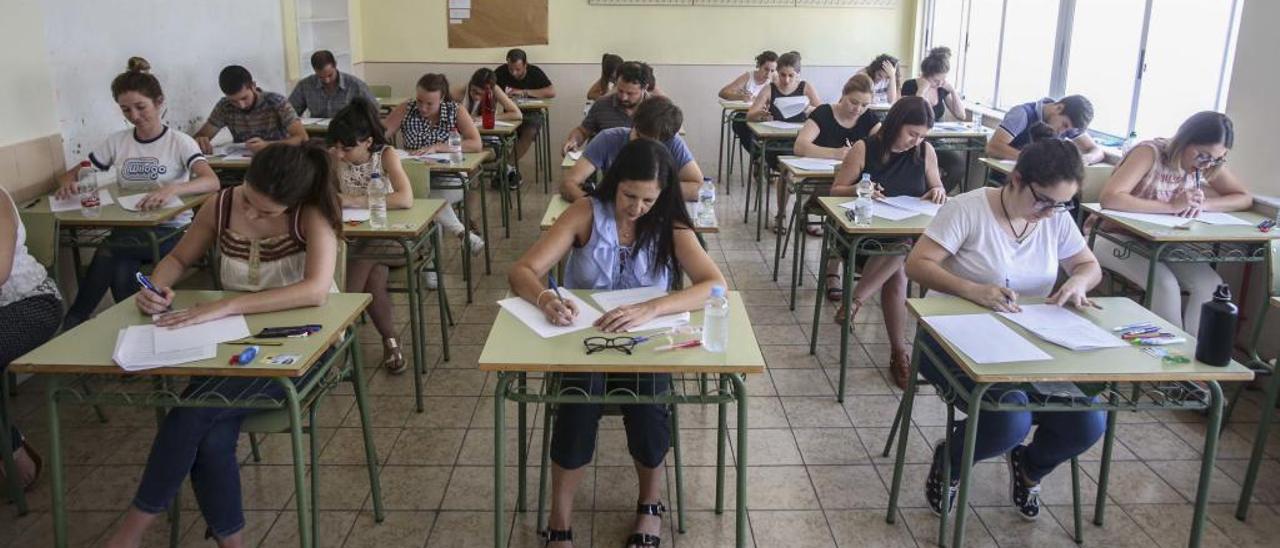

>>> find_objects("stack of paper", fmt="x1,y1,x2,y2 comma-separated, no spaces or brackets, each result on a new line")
342,208,371,223
49,190,115,213
760,121,804,130
877,196,943,217
214,144,252,160
301,117,331,126
997,304,1126,351
591,286,691,333
1090,204,1253,228
113,325,214,371
494,120,517,128
781,157,842,172
497,293,603,338
567,150,584,161
921,314,1052,363
117,193,183,211
837,199,915,221
153,315,250,352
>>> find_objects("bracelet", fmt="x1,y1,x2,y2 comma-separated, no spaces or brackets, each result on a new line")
535,288,558,308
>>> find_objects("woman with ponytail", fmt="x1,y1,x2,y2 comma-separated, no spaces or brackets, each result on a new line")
327,96,415,373
57,57,221,329
104,143,341,548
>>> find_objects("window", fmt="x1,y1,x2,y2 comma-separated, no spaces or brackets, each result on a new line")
922,0,1242,139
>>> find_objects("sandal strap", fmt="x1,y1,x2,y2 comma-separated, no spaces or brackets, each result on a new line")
635,501,666,516
625,532,662,547
542,528,573,542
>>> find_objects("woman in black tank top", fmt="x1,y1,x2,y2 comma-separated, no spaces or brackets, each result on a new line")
830,97,947,390
742,51,820,233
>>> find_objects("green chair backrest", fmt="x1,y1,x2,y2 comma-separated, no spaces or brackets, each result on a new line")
401,159,432,197
1268,240,1280,298
370,84,392,99
18,209,58,279
1078,164,1115,203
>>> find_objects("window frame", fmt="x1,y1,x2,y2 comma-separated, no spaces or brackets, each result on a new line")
919,0,1244,139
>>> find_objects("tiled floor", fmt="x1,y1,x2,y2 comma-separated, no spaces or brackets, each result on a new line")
3,168,1280,548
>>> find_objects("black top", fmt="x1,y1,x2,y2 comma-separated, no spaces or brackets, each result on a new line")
862,136,927,197
494,64,553,90
807,104,879,149
768,82,809,123
901,79,949,121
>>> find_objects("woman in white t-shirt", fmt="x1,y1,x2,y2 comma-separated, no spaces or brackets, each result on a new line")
56,59,220,328
904,137,1106,522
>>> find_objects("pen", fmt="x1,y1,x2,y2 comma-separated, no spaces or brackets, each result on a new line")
656,340,702,352
135,272,172,312
1004,277,1013,305
547,272,565,303
1113,322,1157,332
227,340,284,346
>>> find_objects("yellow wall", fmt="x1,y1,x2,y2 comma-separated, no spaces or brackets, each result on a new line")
359,0,917,66
0,0,60,147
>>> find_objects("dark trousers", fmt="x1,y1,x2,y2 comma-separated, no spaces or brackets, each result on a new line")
1,291,62,447
65,227,180,325
549,373,672,469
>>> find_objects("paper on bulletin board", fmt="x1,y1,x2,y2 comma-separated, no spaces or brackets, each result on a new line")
447,0,548,48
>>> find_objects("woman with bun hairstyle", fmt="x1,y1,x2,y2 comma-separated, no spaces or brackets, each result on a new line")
901,47,968,192
56,58,220,329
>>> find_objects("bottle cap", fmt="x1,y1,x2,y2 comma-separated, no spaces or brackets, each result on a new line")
1213,284,1232,301
710,285,726,298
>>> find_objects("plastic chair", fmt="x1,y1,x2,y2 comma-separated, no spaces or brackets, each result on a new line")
369,84,392,99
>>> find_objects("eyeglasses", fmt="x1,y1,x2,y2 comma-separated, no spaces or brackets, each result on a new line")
583,336,641,355
1029,186,1074,213
1194,151,1227,169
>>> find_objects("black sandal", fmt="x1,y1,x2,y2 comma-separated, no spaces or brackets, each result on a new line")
624,501,666,548
543,528,573,547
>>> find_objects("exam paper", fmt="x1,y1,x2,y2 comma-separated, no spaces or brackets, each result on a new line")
997,304,1126,351
301,117,330,126
877,195,942,217
591,286,691,333
497,293,603,338
567,150,584,161
1091,205,1252,228
49,189,114,212
921,314,1052,364
781,157,842,172
117,193,183,211
153,314,251,353
773,96,809,120
494,120,516,128
214,144,251,160
760,121,804,130
342,208,371,223
837,199,917,221
114,326,216,371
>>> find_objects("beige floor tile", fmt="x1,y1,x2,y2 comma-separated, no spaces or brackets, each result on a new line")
770,368,834,397
747,510,835,547
744,466,820,510
973,505,1080,547
666,510,753,548
1122,503,1235,548
899,506,999,548
793,428,869,465
760,345,823,369
1216,458,1280,504
741,428,803,465
1117,423,1202,461
862,425,936,465
1205,503,1280,548
781,396,853,428
258,510,357,548
340,510,434,548
65,464,144,511
376,465,452,510
674,465,739,511
386,428,466,465
1085,461,1185,504
318,427,399,466
176,510,277,547
843,395,903,427
405,396,480,428
340,396,414,428
825,509,915,547
809,465,890,509
425,510,498,547
1144,460,1246,504
312,465,375,510
1044,504,1158,547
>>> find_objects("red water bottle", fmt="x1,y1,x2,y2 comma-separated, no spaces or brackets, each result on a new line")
481,87,495,129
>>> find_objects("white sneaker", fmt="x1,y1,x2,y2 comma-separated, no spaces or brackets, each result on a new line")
424,271,438,289
465,232,486,257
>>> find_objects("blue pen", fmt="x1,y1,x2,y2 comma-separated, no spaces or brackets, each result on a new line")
135,272,172,312
547,272,565,303
229,345,259,365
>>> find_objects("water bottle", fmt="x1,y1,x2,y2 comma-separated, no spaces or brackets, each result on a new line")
1121,131,1139,155
1195,284,1238,367
367,172,388,229
853,173,874,227
971,111,984,130
697,177,717,227
481,88,496,130
701,285,729,353
448,129,463,164
77,160,102,218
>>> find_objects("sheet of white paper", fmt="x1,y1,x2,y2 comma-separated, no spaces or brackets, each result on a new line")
448,0,471,8
342,208,371,223
1194,212,1253,226
49,189,114,212
300,117,330,126
497,293,603,338
877,195,942,217
117,193,183,212
449,8,469,19
921,314,1053,364
997,304,1127,351
837,199,917,221
781,157,842,172
760,121,804,130
114,326,216,370
214,144,252,160
153,315,251,353
932,122,973,132
773,96,809,120
494,120,516,128
567,150,584,161
590,286,692,333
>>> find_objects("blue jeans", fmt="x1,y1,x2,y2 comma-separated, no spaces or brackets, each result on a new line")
917,331,1106,482
65,227,181,325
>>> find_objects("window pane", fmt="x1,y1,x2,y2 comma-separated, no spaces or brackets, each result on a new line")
1134,0,1235,138
931,0,965,61
1064,0,1145,136
995,0,1059,109
962,0,1002,107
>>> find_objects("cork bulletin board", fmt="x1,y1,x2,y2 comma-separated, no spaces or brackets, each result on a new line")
446,0,549,48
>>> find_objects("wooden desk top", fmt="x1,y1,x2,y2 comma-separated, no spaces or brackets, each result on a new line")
979,157,1015,175
868,103,892,112
400,151,495,173
377,96,409,109
11,292,371,378
540,196,717,233
479,290,764,374
301,118,330,134
344,199,445,239
718,99,751,111
910,296,1254,384
817,196,933,235
206,154,251,170
747,121,801,139
24,189,209,228
1082,203,1280,243
478,121,519,136
778,156,838,180
927,122,991,139
515,98,552,110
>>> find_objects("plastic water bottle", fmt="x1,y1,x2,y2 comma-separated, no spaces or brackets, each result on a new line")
1195,284,1238,366
700,285,729,353
853,173,874,227
448,129,463,164
367,172,388,229
77,160,102,218
697,177,717,227
971,111,984,130
1120,131,1139,155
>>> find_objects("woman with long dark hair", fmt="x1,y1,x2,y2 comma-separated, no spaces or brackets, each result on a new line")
508,139,726,548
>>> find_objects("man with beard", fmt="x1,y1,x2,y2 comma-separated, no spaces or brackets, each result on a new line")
194,65,308,155
562,61,655,155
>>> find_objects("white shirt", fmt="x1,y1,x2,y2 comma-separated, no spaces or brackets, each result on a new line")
923,189,1086,298
89,126,205,193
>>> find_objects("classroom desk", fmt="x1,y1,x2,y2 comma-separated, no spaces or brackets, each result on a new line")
479,121,522,237
377,96,409,112
926,122,992,193
540,195,718,239
745,122,801,242
300,117,330,136
514,98,553,193
716,100,751,196
23,189,210,279
1237,295,1280,520
345,199,449,412
478,290,765,548
403,151,495,303
9,291,380,548
884,296,1253,548
809,196,932,402
775,157,838,304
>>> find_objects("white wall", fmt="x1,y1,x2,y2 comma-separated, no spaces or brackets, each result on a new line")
0,0,59,147
42,0,288,163
1225,0,1278,197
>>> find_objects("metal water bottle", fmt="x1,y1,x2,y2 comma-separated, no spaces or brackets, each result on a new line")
1194,284,1238,366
